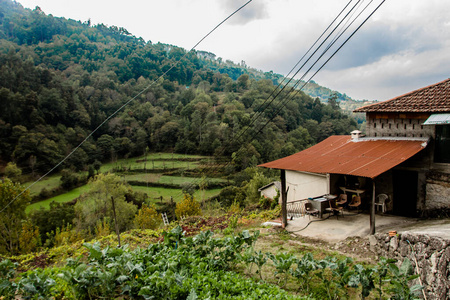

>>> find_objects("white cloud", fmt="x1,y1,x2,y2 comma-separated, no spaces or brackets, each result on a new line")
219,0,269,25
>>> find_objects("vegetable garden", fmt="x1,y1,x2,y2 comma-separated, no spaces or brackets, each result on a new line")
1,224,423,299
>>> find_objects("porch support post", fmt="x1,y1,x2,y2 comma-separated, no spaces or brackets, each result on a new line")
281,169,287,228
326,174,331,194
370,180,376,235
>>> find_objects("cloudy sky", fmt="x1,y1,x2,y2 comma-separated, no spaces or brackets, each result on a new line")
16,0,450,101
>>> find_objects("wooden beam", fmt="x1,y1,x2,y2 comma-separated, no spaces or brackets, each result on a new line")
281,170,287,228
370,180,376,235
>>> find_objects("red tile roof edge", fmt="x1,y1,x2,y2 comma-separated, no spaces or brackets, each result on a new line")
354,78,450,113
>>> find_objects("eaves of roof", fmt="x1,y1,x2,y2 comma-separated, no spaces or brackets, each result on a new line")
354,78,450,113
258,136,428,179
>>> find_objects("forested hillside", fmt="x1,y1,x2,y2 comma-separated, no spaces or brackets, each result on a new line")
0,0,357,177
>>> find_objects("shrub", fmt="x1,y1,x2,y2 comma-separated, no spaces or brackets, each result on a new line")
175,193,202,219
4,162,22,182
19,220,40,254
218,186,245,207
134,204,162,229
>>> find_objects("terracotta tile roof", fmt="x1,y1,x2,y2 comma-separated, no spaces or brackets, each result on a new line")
354,78,450,113
258,135,427,178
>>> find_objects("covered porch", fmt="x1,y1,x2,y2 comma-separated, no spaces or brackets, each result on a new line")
283,211,450,243
285,212,415,243
259,135,429,234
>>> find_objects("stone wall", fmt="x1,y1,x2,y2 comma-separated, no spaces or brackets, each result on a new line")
366,115,434,138
425,172,450,215
369,232,450,300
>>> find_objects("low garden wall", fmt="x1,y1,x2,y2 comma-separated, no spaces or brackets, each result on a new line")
369,232,449,300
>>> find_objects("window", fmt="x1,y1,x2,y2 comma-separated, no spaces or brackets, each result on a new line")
435,125,450,163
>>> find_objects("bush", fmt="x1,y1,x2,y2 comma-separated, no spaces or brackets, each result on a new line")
19,220,40,254
218,186,245,207
175,194,202,219
4,162,22,182
134,204,162,229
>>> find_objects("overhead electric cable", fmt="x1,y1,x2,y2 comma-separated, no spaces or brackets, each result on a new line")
201,0,385,179
213,0,359,160
269,0,373,112
249,0,356,118
253,0,386,142
272,0,377,120
214,0,368,163
0,0,253,213
181,0,385,197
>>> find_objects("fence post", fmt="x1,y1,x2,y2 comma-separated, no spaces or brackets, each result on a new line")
111,196,121,247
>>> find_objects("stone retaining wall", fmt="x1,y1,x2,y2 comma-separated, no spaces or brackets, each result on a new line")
425,172,450,214
369,232,449,300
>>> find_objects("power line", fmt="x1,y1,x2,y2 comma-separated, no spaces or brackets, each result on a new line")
177,0,386,199
211,0,360,166
0,0,253,213
181,0,386,205
251,0,386,145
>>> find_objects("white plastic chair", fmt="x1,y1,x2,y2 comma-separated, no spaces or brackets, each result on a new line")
375,194,389,213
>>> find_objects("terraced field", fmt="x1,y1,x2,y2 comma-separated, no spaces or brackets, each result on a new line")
26,153,227,213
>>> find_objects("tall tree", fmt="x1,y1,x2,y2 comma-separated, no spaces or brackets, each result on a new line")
74,174,137,234
0,178,31,254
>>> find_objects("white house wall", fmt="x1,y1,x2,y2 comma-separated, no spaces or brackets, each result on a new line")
260,185,278,199
286,170,328,202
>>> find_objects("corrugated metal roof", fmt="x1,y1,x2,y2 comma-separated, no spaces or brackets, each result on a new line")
354,78,450,113
423,113,450,125
259,136,428,178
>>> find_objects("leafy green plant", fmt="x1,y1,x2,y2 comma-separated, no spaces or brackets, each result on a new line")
374,256,397,299
268,252,296,288
253,250,268,280
17,268,56,299
331,257,354,299
315,257,341,299
348,263,377,299
387,258,423,300
0,259,18,298
290,253,317,293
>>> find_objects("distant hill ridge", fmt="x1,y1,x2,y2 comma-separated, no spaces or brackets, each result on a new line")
196,50,359,103
0,0,360,177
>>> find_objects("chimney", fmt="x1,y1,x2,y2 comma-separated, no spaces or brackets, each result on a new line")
351,130,362,141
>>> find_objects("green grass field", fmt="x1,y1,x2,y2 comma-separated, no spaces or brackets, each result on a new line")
25,153,224,213
26,185,90,213
131,186,222,203
123,174,227,186
100,154,210,173
26,184,222,213
23,175,61,197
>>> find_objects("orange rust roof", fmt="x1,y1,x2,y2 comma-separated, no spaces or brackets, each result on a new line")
259,136,428,178
354,78,450,113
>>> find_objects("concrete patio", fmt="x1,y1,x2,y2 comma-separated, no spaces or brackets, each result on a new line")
283,211,450,243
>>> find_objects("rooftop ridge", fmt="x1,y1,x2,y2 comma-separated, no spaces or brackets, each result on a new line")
354,78,450,113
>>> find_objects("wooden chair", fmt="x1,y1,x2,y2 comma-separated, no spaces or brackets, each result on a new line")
325,199,344,218
348,195,361,211
304,202,319,219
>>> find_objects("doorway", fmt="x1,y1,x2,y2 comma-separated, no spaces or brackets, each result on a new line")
393,170,418,217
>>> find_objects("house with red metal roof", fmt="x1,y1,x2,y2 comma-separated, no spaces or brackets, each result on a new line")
259,78,450,232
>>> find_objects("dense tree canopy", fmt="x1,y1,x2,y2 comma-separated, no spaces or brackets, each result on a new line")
0,0,357,176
